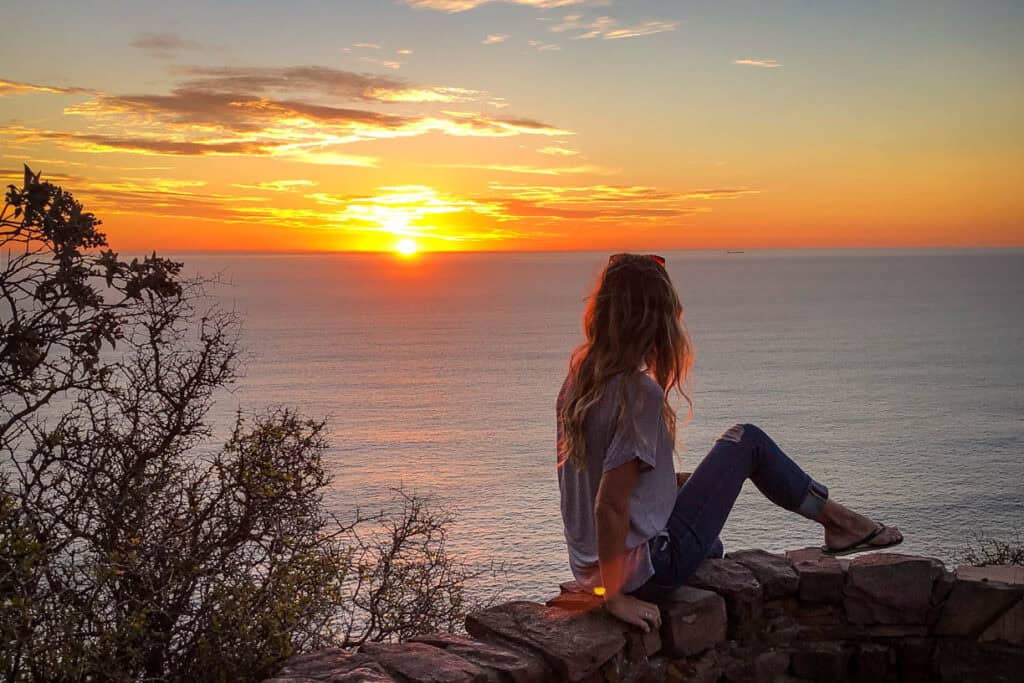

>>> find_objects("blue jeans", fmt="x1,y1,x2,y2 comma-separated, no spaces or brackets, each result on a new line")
629,423,829,601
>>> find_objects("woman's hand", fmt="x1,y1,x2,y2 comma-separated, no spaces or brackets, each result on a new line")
676,471,692,488
605,592,661,632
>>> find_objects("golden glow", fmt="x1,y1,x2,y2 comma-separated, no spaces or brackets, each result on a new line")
593,586,606,597
2,30,1021,252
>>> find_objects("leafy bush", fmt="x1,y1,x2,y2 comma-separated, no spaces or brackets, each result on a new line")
0,168,490,682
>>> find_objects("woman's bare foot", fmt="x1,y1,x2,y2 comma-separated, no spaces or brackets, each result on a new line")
817,499,903,553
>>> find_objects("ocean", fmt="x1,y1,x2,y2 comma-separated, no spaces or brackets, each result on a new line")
181,249,1024,602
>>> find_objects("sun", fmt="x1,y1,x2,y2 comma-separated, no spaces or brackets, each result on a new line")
395,237,418,256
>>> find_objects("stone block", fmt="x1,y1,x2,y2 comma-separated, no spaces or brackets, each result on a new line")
545,592,604,612
619,659,667,683
931,570,956,606
359,642,487,683
546,581,604,612
762,613,802,644
667,649,721,683
935,639,1024,683
409,633,552,683
864,624,928,638
728,549,800,599
779,601,855,641
714,641,760,682
658,586,727,657
465,601,626,681
895,638,933,683
853,643,889,683
623,625,662,663
754,649,791,680
790,643,852,682
843,553,943,625
272,649,395,682
785,547,827,565
933,570,1024,636
786,548,845,604
686,558,764,638
979,597,1024,647
955,564,1024,585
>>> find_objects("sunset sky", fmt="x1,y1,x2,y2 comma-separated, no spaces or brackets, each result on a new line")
2,0,1022,252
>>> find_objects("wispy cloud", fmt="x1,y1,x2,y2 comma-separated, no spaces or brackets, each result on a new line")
169,65,476,103
360,56,402,69
352,42,381,49
551,15,678,40
0,169,273,224
1,66,570,165
602,20,678,40
538,146,578,156
440,163,615,176
0,78,93,97
734,58,782,68
528,40,561,51
231,179,319,192
486,183,757,222
130,32,202,58
370,86,482,103
482,34,510,45
407,0,586,12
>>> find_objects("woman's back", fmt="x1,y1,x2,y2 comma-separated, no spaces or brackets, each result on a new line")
556,368,677,593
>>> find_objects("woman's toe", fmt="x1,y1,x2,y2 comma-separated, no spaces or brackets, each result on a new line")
878,525,902,545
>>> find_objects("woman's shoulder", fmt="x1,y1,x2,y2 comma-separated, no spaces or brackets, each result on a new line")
557,367,662,407
612,369,663,398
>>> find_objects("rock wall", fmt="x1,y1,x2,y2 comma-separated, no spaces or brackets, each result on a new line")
265,550,1024,682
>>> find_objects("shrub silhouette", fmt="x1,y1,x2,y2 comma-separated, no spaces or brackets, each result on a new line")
0,168,486,681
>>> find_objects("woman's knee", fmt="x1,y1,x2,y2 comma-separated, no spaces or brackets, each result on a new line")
717,422,764,444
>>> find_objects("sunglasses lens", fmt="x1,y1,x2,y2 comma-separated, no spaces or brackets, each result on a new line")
607,253,666,267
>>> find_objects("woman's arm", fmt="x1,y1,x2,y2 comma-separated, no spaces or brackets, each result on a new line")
595,459,661,632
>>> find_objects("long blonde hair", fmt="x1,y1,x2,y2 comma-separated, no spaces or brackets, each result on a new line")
557,254,694,469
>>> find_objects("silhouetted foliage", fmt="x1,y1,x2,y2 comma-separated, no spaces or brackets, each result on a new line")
0,168,491,682
954,532,1024,567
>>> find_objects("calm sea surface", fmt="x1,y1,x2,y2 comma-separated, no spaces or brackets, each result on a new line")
179,249,1023,601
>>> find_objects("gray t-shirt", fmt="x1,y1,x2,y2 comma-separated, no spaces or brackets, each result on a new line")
556,369,677,593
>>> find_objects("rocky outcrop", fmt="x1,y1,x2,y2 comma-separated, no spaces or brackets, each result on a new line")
266,550,1024,682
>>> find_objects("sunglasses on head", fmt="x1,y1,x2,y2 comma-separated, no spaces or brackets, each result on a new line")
608,253,666,268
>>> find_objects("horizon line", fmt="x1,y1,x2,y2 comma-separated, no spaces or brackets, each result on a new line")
129,245,1024,256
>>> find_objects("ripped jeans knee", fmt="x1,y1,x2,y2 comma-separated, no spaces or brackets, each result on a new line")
718,423,746,443
717,422,764,444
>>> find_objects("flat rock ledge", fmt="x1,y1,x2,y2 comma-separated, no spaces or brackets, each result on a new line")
265,550,1024,683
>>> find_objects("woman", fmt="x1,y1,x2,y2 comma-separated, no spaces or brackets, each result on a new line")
556,253,903,633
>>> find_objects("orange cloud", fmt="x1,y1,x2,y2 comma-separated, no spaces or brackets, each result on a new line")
4,68,570,165
231,179,319,192
538,146,579,156
440,163,615,176
407,0,584,11
551,16,679,40
0,79,93,96
734,59,782,68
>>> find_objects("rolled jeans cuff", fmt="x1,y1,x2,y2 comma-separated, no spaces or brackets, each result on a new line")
795,478,829,521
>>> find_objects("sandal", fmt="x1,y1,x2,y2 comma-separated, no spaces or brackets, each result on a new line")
821,523,902,557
